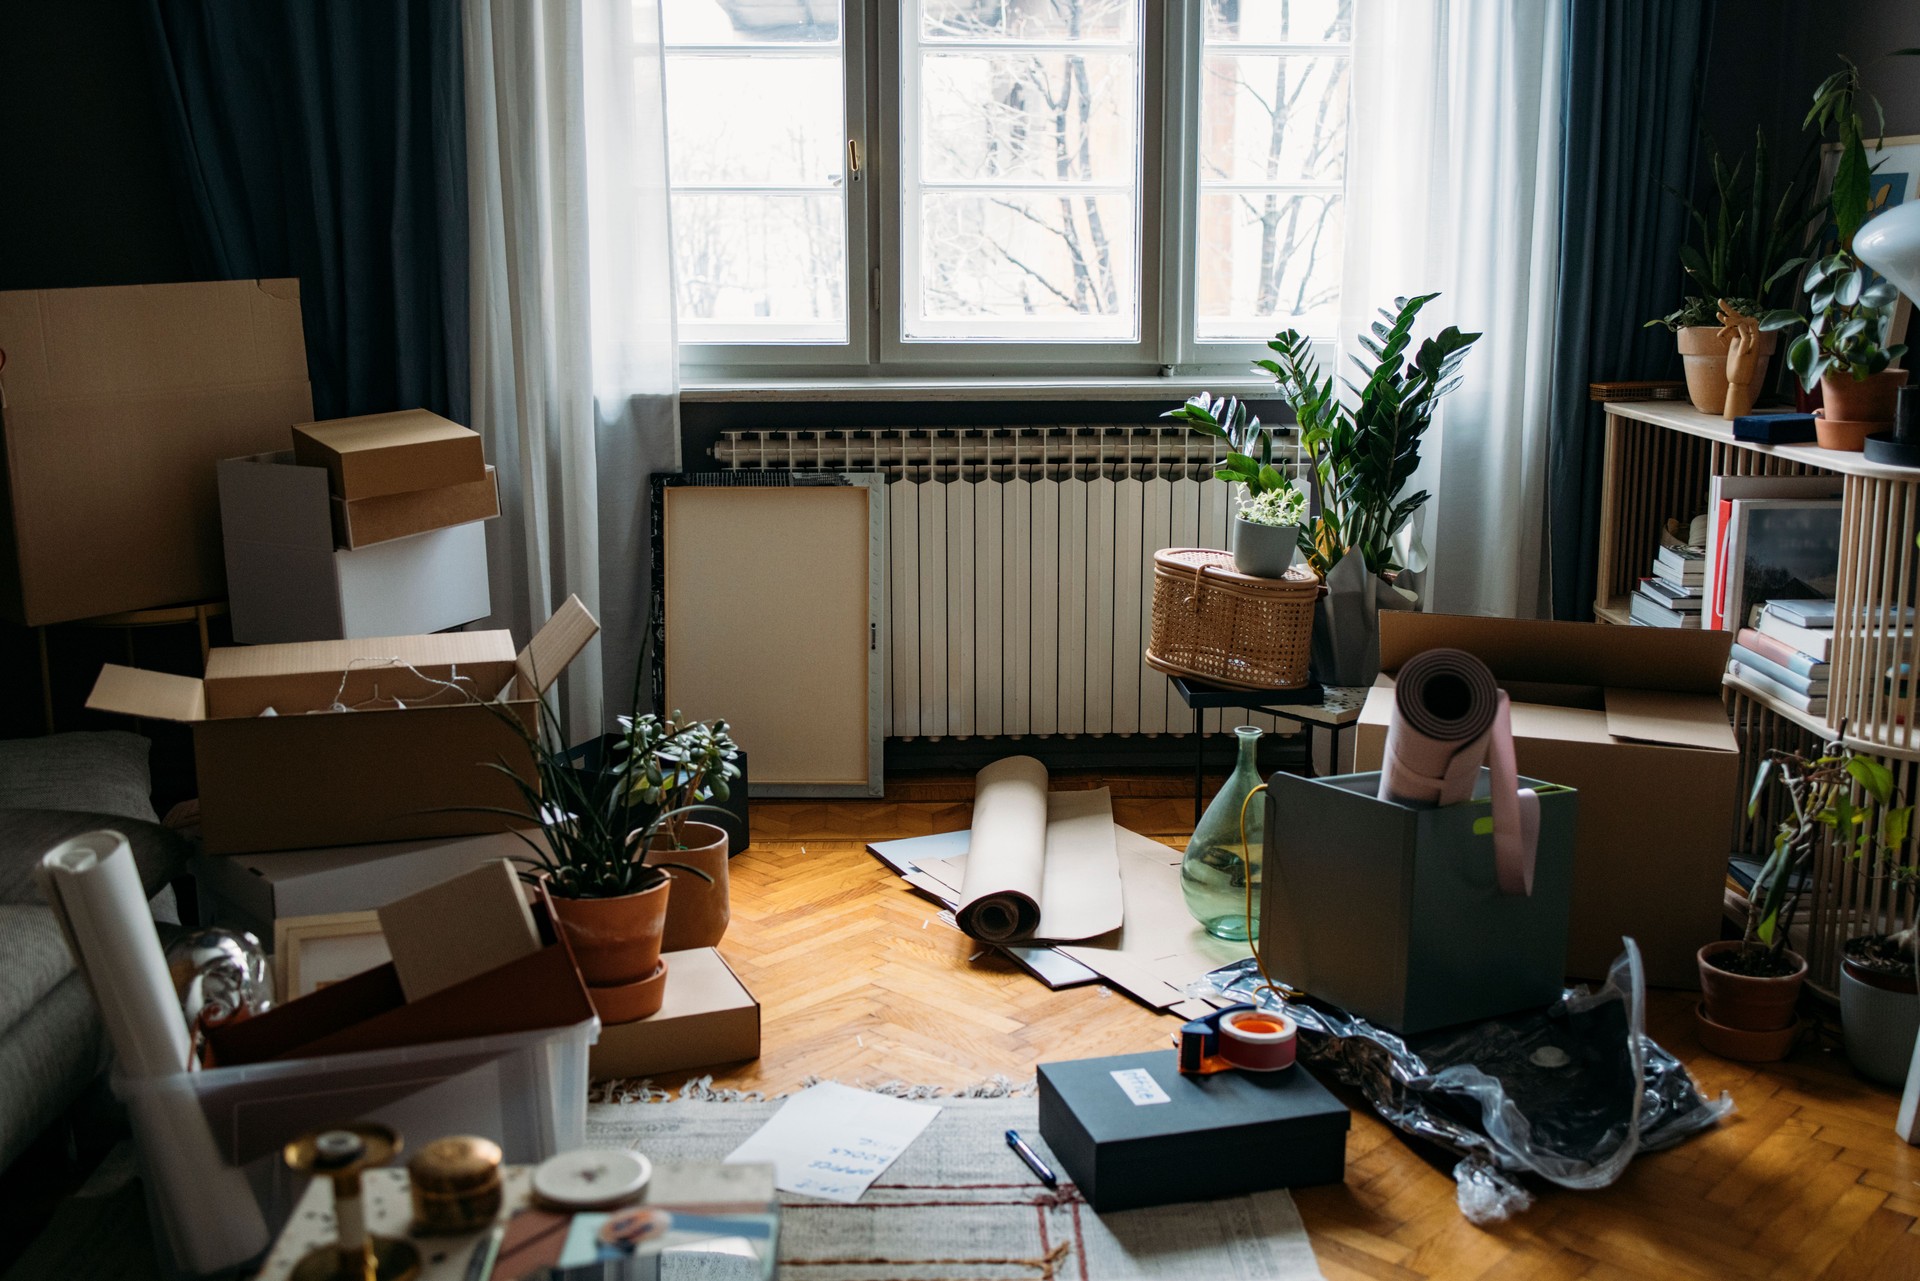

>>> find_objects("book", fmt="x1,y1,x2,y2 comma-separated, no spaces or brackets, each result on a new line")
1721,499,1842,639
1729,643,1829,695
1752,607,1836,662
1651,558,1704,589
1731,413,1818,445
1704,476,1844,630
1631,592,1699,628
1654,544,1705,581
1728,660,1829,715
1640,579,1703,611
1765,598,1835,628
1735,627,1828,677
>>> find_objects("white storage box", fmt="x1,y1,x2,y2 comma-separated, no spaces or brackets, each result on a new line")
119,1015,595,1277
217,450,492,644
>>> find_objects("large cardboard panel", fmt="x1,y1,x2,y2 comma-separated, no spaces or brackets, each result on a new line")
0,279,313,623
333,467,499,548
292,409,485,500
589,948,760,1080
1358,612,1740,987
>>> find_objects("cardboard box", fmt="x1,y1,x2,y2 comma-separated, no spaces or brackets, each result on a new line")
86,597,599,854
1356,613,1740,987
1261,768,1579,1034
1037,1050,1348,1212
293,408,486,501
0,279,314,624
589,948,760,1080
193,831,532,936
379,859,543,1001
218,450,492,643
333,466,499,549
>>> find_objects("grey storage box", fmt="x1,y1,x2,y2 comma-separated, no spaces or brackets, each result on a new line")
1260,768,1577,1035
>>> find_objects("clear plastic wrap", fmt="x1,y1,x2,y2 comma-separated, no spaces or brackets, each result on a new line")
1193,940,1734,1223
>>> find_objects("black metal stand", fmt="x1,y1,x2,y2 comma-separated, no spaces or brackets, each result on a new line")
1168,676,1354,822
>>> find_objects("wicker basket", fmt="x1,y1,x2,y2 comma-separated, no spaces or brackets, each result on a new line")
1144,548,1322,691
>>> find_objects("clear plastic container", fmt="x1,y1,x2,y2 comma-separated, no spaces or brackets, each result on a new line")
115,1015,598,1277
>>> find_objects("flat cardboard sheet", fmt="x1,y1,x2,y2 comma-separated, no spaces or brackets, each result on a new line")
0,278,314,623
953,757,1123,943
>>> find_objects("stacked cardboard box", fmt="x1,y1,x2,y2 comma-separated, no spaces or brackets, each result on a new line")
221,409,499,644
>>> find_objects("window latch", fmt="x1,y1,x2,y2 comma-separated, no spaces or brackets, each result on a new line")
847,139,862,182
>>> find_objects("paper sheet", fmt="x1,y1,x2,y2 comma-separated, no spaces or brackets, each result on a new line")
953,757,1123,944
724,1082,940,1203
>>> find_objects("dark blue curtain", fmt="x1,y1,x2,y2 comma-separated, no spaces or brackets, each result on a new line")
1547,0,1716,619
142,1,468,425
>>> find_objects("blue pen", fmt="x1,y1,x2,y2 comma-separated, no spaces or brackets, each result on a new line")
1005,1129,1057,1188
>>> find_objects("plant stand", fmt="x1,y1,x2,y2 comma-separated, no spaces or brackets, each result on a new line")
1168,676,1365,822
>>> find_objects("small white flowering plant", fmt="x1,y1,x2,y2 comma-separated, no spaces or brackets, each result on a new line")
1237,484,1307,529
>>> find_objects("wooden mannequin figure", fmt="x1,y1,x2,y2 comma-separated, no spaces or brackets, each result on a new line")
1718,300,1763,420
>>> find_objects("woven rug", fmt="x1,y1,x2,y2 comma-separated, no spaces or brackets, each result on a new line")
587,1094,1324,1281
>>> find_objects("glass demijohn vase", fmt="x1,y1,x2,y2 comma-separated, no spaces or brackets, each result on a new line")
1181,725,1267,941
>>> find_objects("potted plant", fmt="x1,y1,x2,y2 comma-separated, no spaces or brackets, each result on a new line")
1229,484,1309,578
1161,391,1301,579
1647,131,1811,414
1842,929,1920,1086
1761,59,1910,447
1700,737,1911,1062
624,710,741,952
1169,294,1478,685
478,693,738,1023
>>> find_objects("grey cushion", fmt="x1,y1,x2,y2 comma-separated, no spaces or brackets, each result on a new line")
0,906,86,1037
0,972,105,1172
0,732,157,822
0,811,191,908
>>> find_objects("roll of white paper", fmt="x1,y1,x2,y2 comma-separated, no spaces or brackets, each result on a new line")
35,831,269,1270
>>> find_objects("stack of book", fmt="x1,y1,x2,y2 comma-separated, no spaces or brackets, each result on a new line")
1629,542,1704,628
1730,600,1833,715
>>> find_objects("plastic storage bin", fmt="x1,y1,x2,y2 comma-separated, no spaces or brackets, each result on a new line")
117,1015,596,1277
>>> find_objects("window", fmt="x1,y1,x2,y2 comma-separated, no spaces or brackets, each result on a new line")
657,0,1353,375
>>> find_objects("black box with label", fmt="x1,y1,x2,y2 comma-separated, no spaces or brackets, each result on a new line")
1037,1049,1349,1212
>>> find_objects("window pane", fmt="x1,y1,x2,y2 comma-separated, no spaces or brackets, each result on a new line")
916,193,1136,338
662,0,838,44
663,0,848,344
920,52,1136,184
1194,191,1343,339
1205,0,1352,44
667,56,844,186
923,0,1135,42
672,193,847,342
1201,54,1349,185
904,0,1142,343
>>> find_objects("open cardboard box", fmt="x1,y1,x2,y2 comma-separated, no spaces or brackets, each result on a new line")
1355,613,1739,987
87,597,598,855
589,947,761,1080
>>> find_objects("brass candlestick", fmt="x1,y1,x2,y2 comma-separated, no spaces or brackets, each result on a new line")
283,1125,421,1281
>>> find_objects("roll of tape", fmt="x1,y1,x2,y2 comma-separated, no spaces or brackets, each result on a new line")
1217,1008,1297,1072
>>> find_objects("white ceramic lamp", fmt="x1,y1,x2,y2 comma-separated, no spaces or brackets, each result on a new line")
1856,201,1920,303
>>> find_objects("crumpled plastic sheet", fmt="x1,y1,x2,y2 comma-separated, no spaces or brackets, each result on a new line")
1193,939,1735,1224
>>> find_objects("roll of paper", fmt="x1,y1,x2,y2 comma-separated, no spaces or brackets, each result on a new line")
36,831,269,1270
955,756,1124,944
1377,648,1540,895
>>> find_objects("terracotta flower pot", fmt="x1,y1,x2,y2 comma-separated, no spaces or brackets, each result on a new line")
1678,326,1777,415
548,877,671,988
1693,1002,1803,1062
642,820,731,952
1820,368,1908,426
1813,411,1881,452
587,960,670,1023
1697,940,1806,1034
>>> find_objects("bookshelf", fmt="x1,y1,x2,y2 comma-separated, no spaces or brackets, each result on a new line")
1594,400,1920,994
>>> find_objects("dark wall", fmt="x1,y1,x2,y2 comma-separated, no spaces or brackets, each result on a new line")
0,0,192,290
1802,3,1920,136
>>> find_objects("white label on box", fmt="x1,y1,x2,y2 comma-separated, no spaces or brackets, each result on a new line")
1110,1068,1170,1106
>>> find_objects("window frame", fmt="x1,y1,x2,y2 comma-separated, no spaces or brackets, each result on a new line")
669,0,1347,382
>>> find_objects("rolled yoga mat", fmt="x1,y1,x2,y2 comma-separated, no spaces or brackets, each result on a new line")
1376,648,1540,895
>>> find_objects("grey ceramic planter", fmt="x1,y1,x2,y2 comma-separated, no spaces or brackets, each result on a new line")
1230,516,1298,579
1841,962,1920,1086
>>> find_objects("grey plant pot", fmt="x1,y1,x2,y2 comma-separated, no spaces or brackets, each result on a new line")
1230,516,1298,579
1840,964,1920,1086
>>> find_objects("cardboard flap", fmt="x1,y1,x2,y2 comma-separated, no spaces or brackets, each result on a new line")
85,664,206,722
1605,687,1738,752
508,595,600,698
1379,612,1734,696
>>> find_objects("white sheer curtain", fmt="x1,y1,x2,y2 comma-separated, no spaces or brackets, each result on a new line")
1340,0,1565,618
464,0,681,732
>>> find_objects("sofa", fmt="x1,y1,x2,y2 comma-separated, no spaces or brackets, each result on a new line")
0,732,188,1172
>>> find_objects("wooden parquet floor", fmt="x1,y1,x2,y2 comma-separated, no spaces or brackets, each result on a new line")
646,770,1920,1281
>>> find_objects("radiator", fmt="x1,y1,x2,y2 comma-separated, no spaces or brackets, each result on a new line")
714,426,1307,740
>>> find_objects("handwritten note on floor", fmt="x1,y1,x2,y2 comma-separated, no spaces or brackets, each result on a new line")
723,1082,941,1203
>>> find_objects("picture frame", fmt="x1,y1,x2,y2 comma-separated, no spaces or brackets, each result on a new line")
273,910,390,1004
1814,133,1920,347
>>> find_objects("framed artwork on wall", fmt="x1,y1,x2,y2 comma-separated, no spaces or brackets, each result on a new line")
1815,134,1920,345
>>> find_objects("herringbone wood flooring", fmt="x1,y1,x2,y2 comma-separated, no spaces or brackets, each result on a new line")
652,771,1920,1280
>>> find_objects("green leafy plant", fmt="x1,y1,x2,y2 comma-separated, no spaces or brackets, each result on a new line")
1728,736,1915,978
1760,251,1906,388
1647,130,1817,332
1807,57,1886,246
473,689,738,901
1238,485,1307,529
1162,391,1290,498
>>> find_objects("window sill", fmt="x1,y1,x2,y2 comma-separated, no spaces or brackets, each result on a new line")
678,373,1283,403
